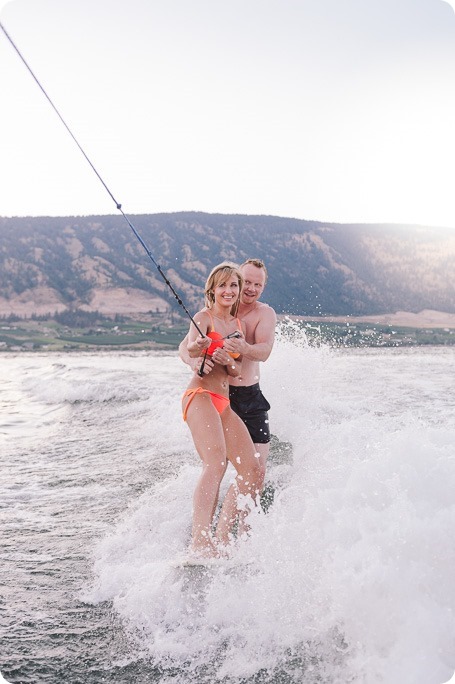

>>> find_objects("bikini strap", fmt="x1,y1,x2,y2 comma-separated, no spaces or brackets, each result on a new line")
205,310,240,335
206,309,214,333
182,387,203,421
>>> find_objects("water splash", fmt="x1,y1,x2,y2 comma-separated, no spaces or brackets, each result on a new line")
87,334,455,683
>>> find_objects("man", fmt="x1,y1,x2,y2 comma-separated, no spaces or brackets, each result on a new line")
179,258,276,481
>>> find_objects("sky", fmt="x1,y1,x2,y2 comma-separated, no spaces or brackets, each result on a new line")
1,0,455,228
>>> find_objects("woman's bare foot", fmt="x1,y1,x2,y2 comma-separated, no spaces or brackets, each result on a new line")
189,539,221,559
213,537,235,559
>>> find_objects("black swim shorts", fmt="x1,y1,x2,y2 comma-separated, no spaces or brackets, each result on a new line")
229,383,271,444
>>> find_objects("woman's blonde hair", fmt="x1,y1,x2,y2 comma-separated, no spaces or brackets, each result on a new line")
204,261,243,316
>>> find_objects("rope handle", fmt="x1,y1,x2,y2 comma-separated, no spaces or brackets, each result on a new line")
197,330,241,377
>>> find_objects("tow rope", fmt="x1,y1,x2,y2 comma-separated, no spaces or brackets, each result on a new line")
0,21,205,336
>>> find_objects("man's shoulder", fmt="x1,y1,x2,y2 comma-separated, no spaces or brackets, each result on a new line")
239,301,276,325
256,301,275,312
256,301,277,320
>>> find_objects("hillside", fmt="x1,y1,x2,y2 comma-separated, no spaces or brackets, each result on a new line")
1,212,454,319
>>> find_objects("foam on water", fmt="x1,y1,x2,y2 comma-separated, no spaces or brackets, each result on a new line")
86,329,455,684
21,354,173,405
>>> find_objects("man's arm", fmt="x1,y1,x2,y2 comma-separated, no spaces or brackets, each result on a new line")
211,346,242,378
224,307,276,362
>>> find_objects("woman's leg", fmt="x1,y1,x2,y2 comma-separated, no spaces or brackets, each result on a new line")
215,408,264,546
183,392,228,557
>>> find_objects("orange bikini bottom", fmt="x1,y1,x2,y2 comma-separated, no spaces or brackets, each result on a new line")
182,387,230,422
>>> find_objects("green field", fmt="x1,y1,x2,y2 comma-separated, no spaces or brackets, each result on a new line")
0,317,454,352
0,319,189,351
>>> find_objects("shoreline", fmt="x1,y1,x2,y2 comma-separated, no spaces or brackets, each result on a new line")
1,310,454,352
281,309,455,330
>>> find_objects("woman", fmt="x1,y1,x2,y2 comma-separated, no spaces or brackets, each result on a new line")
183,262,263,559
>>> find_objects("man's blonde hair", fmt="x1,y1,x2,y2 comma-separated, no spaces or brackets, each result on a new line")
240,258,268,282
204,262,243,316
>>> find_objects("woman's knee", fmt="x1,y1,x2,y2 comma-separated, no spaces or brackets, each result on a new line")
202,453,227,480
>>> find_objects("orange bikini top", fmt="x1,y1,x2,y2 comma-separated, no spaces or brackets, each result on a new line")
205,310,241,359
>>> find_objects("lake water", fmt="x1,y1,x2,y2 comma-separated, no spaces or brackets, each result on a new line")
1,330,455,683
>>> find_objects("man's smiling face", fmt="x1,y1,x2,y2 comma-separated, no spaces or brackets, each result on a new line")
240,264,266,305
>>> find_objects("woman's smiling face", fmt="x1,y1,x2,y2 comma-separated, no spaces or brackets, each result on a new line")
213,273,240,308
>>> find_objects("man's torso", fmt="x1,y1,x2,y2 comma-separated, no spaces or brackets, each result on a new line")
229,301,270,388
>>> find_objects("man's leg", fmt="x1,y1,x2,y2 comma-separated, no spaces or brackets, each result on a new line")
253,442,269,483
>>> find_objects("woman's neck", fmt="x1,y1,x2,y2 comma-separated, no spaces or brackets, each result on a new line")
211,304,233,321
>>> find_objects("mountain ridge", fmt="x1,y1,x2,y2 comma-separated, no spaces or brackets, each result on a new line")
1,212,454,319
